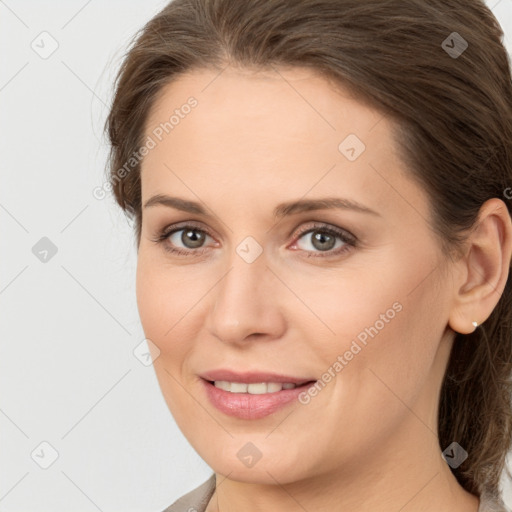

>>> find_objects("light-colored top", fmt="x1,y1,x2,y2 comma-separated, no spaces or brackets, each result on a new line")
161,473,510,512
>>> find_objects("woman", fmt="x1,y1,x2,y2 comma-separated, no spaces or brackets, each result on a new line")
104,0,512,510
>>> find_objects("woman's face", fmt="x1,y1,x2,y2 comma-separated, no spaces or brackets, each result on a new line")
136,66,456,483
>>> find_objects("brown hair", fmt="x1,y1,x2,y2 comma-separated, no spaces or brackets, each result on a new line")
104,0,512,499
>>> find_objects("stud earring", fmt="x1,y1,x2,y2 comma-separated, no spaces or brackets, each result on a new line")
472,321,478,330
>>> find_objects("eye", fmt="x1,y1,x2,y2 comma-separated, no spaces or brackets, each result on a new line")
153,222,215,256
290,222,356,258
151,221,357,259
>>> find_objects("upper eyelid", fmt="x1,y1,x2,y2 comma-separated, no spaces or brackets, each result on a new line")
163,221,215,239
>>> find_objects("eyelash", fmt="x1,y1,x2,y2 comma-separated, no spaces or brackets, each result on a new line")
151,221,357,259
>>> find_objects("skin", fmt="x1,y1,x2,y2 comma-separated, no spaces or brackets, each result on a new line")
136,65,512,512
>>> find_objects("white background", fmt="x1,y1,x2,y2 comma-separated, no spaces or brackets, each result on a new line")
1,1,511,510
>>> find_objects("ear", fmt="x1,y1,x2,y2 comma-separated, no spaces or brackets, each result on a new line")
448,198,512,335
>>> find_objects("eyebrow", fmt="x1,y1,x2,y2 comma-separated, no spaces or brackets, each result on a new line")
143,194,380,218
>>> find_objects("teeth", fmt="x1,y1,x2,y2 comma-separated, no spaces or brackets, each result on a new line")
213,381,298,394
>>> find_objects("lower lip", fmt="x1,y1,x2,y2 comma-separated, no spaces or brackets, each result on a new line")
201,379,316,420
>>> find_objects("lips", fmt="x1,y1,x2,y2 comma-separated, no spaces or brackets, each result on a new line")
200,372,313,420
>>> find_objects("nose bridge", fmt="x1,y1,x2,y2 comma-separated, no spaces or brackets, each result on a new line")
207,242,282,343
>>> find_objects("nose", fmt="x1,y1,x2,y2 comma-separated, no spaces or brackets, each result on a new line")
205,251,286,346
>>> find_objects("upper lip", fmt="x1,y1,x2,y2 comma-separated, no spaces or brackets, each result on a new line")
200,369,316,385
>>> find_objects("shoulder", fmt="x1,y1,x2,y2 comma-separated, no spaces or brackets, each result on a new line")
161,473,216,512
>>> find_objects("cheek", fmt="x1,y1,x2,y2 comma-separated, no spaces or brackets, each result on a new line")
332,273,447,417
135,258,163,339
135,255,183,357
315,252,447,403
135,257,197,417
305,283,445,466
135,254,206,366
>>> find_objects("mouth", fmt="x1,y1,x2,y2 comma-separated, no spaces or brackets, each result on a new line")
204,379,316,394
200,378,318,420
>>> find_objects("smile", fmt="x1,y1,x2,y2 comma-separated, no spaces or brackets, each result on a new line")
212,381,300,393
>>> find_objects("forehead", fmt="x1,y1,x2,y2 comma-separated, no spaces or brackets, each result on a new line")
140,66,428,222
144,65,385,145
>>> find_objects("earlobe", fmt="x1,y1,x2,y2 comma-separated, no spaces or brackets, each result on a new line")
448,198,512,335
449,308,480,335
